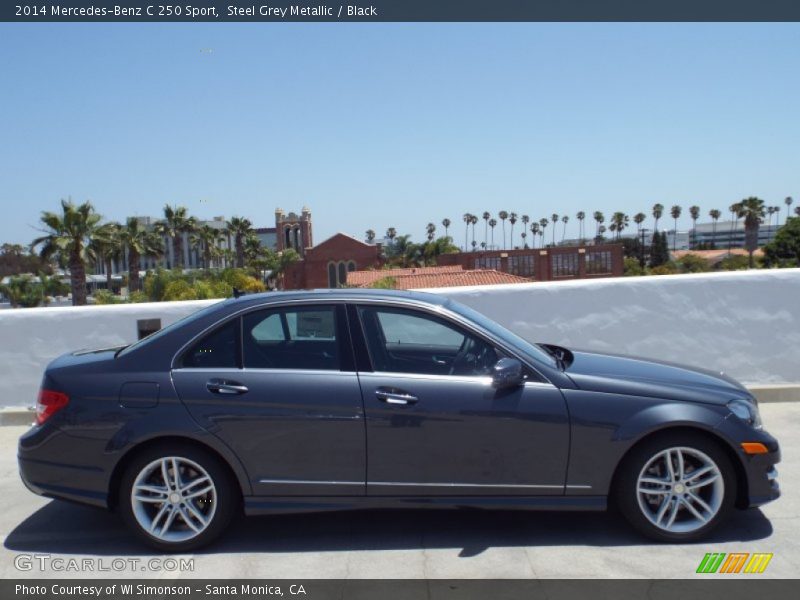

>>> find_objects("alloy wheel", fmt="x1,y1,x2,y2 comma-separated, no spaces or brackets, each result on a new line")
636,446,724,534
130,456,217,542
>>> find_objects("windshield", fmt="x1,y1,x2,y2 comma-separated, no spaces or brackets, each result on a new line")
444,299,557,368
116,300,227,358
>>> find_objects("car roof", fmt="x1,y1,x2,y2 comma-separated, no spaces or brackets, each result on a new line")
227,288,449,308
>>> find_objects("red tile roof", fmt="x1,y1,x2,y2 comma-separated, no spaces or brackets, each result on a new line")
347,266,530,290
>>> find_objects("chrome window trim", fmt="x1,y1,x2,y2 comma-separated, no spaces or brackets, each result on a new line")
168,296,554,385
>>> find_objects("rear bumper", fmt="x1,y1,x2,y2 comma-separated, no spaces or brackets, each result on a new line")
18,425,111,509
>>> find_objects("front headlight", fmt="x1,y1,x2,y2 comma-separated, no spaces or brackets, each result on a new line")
728,399,762,430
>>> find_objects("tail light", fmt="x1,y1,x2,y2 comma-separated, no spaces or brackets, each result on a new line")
36,389,69,425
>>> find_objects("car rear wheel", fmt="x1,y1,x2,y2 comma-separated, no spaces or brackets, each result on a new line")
615,433,736,542
119,444,238,551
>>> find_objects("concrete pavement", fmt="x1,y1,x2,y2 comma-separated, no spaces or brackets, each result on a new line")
1,403,798,579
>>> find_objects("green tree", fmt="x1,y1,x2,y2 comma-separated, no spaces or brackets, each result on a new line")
90,221,122,292
593,211,604,240
737,197,766,268
191,224,225,269
498,211,509,249
156,205,195,269
709,209,721,249
689,205,700,248
482,212,491,248
763,216,800,268
488,218,497,249
785,196,794,224
441,219,450,240
226,216,253,269
365,229,376,243
31,199,103,306
652,203,664,232
561,215,569,243
576,211,586,243
119,217,163,292
670,205,682,251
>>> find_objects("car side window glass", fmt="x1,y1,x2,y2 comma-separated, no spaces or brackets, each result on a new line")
243,306,339,370
180,319,239,369
359,307,500,377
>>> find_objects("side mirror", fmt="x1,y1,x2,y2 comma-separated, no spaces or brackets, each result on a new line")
492,357,524,389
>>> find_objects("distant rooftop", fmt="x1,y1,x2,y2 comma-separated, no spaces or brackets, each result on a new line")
346,265,530,290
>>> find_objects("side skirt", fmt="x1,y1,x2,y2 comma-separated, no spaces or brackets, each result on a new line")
243,495,607,516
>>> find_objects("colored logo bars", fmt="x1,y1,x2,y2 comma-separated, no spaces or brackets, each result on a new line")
696,553,773,574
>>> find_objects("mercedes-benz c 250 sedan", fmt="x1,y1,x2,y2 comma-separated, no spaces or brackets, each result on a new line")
19,289,780,551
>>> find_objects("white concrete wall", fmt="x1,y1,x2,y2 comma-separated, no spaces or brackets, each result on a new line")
0,269,798,409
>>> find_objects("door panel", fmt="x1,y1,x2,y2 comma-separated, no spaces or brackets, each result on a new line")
173,369,365,496
172,303,365,497
359,373,569,495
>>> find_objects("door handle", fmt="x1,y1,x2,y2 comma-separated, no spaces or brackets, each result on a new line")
375,388,418,405
206,379,249,395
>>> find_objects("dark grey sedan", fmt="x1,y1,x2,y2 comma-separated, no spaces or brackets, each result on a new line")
19,289,780,550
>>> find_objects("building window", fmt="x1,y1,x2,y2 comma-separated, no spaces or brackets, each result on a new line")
509,254,535,277
327,263,337,288
586,251,612,274
347,261,356,272
338,262,347,286
551,253,579,277
475,256,501,270
285,227,293,250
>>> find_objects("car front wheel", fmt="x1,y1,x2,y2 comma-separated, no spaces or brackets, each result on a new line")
615,433,736,542
119,444,238,551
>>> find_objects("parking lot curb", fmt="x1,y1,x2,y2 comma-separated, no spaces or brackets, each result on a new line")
0,408,33,426
748,384,800,404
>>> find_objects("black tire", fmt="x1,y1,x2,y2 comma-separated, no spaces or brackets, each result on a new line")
614,432,736,542
119,443,239,552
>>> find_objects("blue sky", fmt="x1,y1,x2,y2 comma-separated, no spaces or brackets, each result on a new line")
1,23,798,248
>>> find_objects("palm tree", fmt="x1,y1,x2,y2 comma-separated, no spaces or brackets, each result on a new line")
709,209,721,248
118,217,163,292
156,205,195,269
90,222,122,291
795,206,800,217
530,222,540,248
561,215,569,243
737,197,766,268
226,216,253,268
365,229,376,243
593,211,604,240
670,205,682,251
551,214,559,246
191,224,225,269
425,222,436,242
386,227,397,248
539,218,549,246
611,212,629,240
520,231,528,248
441,218,451,240
786,197,794,225
462,213,472,251
32,199,103,306
652,203,664,232
521,215,530,245
482,212,491,249
633,212,646,240
576,211,586,243
689,205,700,249
488,218,497,249
470,215,479,250
498,211,509,249
509,212,518,248
728,203,742,250
608,223,618,238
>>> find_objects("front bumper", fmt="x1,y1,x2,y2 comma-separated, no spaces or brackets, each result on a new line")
742,442,781,507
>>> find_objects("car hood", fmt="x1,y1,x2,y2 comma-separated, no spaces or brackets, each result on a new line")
563,349,752,405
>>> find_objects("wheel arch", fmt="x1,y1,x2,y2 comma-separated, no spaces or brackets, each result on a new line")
609,425,748,509
107,434,249,510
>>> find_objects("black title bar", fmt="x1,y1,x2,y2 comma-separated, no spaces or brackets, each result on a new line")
4,1,800,22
